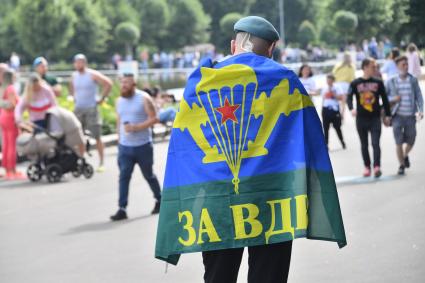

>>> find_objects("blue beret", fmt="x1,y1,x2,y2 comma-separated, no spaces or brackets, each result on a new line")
234,16,280,42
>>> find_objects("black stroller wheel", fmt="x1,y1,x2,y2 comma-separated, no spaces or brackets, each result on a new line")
72,169,81,178
27,164,42,182
82,164,94,179
46,164,62,183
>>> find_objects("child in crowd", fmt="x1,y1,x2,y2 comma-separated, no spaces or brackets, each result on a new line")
321,74,346,149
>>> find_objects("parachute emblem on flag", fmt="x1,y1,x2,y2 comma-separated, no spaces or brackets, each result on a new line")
174,64,314,194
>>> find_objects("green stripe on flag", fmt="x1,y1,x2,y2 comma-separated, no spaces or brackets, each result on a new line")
155,168,346,265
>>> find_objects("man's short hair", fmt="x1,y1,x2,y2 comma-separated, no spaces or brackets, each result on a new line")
122,72,135,78
361,57,376,70
235,32,273,57
73,53,87,62
327,74,335,81
395,55,408,65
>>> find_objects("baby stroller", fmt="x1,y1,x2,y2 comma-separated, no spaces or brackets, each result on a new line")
17,107,94,183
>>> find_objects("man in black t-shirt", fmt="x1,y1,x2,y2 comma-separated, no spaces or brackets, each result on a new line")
347,58,391,178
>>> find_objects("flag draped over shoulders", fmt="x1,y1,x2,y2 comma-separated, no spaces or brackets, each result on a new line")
155,52,346,265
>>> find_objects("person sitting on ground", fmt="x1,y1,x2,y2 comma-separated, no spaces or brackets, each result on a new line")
148,85,177,124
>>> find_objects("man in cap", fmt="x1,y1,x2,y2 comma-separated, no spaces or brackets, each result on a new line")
33,57,62,97
69,54,112,172
201,16,292,283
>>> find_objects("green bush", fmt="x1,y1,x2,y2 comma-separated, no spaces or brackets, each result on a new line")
333,10,358,44
298,20,317,48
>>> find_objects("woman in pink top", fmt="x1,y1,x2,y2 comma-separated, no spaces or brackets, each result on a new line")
0,69,24,179
15,73,56,130
406,43,422,78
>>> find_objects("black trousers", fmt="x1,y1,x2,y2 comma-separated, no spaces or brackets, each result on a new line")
322,107,344,146
356,116,382,167
202,241,292,283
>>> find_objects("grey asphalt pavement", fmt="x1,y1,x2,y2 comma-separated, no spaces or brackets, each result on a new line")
1,83,425,283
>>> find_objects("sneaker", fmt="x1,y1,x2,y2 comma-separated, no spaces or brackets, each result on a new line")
151,201,161,215
363,167,371,177
404,156,410,168
342,141,346,150
397,165,405,175
110,209,127,221
96,165,106,173
374,166,382,178
5,172,15,180
11,172,27,180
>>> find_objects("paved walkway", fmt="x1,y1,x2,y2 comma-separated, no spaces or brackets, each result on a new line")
0,83,424,282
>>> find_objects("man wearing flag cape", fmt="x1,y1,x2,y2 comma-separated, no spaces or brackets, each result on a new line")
155,16,347,283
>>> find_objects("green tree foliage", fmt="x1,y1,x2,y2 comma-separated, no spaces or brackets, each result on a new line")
65,0,110,61
136,0,170,49
218,13,243,51
200,0,254,50
115,22,141,57
333,10,358,43
249,0,317,44
0,0,19,61
15,0,76,58
99,0,140,56
400,0,425,44
329,0,393,41
166,0,211,49
320,24,339,46
333,10,358,32
298,20,317,48
1,0,422,63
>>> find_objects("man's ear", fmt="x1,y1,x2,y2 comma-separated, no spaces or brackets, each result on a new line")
268,42,276,58
231,40,236,55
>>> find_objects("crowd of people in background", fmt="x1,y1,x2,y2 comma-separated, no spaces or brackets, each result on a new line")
0,40,424,185
298,42,423,178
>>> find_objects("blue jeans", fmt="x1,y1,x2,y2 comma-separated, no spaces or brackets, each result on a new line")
159,107,177,123
118,143,161,209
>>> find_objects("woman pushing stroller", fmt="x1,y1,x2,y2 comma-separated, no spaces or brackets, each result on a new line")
14,73,92,182
15,73,57,131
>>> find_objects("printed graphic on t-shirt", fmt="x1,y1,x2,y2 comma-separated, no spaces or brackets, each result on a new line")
324,90,336,99
356,82,379,112
359,91,375,112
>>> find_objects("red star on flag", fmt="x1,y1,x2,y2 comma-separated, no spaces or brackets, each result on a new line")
215,98,240,124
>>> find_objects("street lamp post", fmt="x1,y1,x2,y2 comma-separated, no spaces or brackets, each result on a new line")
279,0,285,45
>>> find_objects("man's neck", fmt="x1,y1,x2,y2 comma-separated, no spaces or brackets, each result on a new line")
122,89,136,98
362,74,371,80
399,73,408,79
